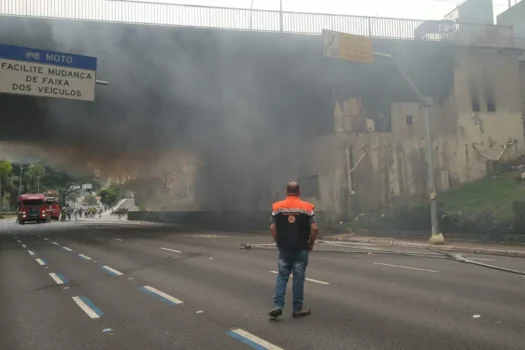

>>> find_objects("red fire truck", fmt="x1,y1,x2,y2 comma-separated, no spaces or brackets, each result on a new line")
17,194,47,224
43,190,61,221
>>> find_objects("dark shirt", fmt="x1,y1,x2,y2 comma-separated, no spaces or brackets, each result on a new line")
270,196,316,250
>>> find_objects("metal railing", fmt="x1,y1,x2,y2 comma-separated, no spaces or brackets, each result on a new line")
0,0,517,48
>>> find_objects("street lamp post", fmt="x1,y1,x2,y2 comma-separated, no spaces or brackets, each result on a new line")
373,52,444,245
37,173,50,193
19,165,28,195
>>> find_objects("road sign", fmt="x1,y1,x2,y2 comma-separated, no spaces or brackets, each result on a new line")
0,44,97,101
322,29,374,64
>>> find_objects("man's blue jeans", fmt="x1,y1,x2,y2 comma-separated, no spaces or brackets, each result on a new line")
273,249,309,312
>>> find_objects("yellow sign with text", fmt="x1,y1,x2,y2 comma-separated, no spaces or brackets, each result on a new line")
339,32,374,64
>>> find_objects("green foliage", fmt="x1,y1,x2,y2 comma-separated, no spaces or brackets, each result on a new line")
0,212,16,219
0,161,13,177
83,194,98,206
24,163,46,193
98,184,120,207
0,160,17,210
352,171,525,240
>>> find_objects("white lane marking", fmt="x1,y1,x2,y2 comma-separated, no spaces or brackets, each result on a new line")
51,241,60,246
269,271,330,285
141,285,184,304
62,247,73,252
160,247,182,253
36,258,46,266
49,273,66,284
226,328,284,350
21,244,27,248
78,254,92,260
72,296,103,319
28,250,35,256
101,265,124,276
43,238,49,241
113,238,123,241
16,240,22,243
373,262,439,273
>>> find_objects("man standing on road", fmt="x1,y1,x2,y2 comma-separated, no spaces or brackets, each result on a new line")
269,182,318,318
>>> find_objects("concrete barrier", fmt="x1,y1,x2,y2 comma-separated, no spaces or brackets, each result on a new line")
128,210,327,231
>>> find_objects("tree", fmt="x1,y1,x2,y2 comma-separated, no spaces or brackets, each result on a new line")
0,161,13,210
25,163,46,193
83,194,98,206
98,186,120,207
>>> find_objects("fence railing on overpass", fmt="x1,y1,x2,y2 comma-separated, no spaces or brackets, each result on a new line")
0,0,517,48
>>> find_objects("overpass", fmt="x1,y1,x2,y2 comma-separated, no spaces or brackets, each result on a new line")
0,0,522,213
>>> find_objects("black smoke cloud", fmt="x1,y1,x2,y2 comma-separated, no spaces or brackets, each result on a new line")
0,15,453,209
0,15,337,208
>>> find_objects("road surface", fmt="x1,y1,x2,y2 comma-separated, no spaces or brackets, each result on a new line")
1,217,524,349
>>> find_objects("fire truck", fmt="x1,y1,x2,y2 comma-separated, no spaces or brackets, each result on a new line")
43,190,61,221
17,194,47,224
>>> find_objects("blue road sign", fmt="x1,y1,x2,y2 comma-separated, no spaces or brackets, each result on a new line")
0,44,97,70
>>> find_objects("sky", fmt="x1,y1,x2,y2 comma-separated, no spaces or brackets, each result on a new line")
139,0,518,21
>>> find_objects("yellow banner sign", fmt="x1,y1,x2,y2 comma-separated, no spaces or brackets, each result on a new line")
339,32,374,64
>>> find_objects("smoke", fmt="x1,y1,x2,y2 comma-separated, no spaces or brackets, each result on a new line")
0,15,337,209
0,15,454,210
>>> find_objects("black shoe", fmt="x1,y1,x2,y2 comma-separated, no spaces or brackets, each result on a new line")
292,307,311,318
269,308,283,318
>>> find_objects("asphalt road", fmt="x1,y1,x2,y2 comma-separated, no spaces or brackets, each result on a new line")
1,217,524,350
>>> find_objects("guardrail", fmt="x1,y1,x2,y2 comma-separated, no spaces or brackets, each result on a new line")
0,0,516,48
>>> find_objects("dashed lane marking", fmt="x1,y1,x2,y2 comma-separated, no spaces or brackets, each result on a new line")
72,296,104,319
373,262,439,273
62,247,74,252
113,238,123,241
78,254,92,261
21,244,27,248
226,328,284,350
269,271,330,285
101,265,124,276
49,272,69,284
139,286,183,305
160,247,182,253
51,241,60,246
36,258,46,266
28,250,35,256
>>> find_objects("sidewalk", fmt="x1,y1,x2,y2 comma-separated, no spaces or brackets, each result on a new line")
320,233,525,258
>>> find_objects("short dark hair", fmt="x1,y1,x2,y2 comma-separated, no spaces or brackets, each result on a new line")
286,182,300,195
